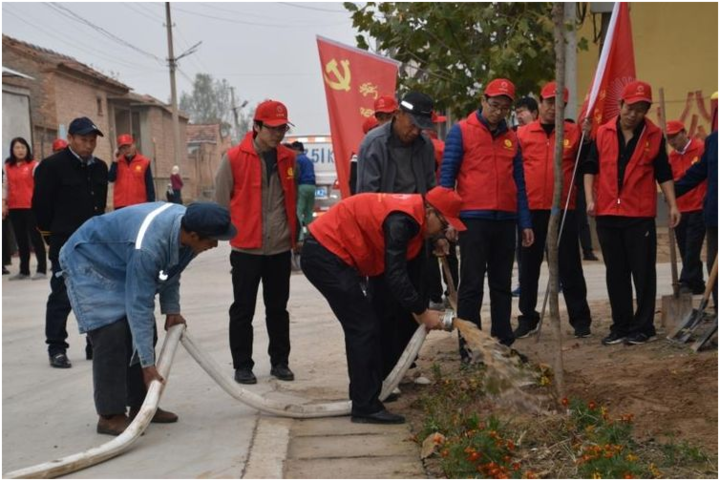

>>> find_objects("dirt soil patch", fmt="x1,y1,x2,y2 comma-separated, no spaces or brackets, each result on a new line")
396,299,718,477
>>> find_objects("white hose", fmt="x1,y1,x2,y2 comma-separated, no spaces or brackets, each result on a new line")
5,324,186,479
380,325,427,400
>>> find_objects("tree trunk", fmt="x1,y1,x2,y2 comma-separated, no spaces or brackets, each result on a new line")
548,2,567,399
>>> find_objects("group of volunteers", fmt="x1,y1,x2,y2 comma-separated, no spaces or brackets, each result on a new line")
7,72,716,434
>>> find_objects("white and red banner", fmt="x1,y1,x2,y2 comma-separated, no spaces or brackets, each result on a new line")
317,35,400,198
579,2,636,136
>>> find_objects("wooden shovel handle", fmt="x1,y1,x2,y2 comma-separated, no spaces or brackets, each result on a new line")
440,256,458,311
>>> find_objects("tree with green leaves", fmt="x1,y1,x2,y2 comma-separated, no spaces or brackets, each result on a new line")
344,2,576,118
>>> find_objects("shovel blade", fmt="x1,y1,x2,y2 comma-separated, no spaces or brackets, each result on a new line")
661,293,694,329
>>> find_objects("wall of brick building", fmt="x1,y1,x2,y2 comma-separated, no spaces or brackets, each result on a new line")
144,108,190,202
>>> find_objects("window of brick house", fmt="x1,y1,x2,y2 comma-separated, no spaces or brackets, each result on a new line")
96,97,103,116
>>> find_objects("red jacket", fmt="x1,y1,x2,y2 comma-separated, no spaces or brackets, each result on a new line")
113,154,151,208
309,193,425,277
457,113,518,212
227,132,297,249
517,120,580,210
431,137,445,181
670,137,706,213
5,160,37,209
594,117,663,217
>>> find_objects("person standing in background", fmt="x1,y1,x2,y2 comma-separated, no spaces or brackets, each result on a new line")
290,141,316,241
170,165,183,204
4,137,47,280
109,134,155,210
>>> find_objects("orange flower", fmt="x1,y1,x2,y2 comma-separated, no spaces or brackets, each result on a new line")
506,440,516,451
561,397,570,407
588,401,597,410
624,473,635,479
440,449,449,458
468,452,480,462
525,471,537,479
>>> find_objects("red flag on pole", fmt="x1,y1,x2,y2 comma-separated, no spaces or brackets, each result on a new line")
317,36,400,198
579,2,636,136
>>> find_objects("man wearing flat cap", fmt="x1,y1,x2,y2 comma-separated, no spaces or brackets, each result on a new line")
356,91,439,382
583,80,681,346
33,116,109,369
59,201,236,436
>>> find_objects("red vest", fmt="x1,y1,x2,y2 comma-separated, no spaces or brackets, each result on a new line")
457,113,518,212
670,137,706,213
594,117,663,217
517,120,580,210
5,160,37,209
113,154,151,208
227,132,297,249
309,193,426,277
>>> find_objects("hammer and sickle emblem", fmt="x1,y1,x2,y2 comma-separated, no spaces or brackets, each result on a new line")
323,59,351,91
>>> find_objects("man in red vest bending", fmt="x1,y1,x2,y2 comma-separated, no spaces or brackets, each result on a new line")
515,82,593,339
666,120,707,295
301,186,460,424
583,81,681,346
109,134,155,210
215,99,298,385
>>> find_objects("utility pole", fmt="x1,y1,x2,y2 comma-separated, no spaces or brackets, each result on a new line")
230,86,240,138
165,2,181,175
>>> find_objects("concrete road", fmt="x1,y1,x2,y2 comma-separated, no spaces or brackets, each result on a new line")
2,243,674,477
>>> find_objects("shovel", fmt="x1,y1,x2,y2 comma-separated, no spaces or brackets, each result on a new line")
668,256,718,343
660,227,694,328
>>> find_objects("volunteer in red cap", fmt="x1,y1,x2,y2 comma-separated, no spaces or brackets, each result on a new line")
666,120,707,294
514,81,593,339
439,78,534,355
373,95,399,125
301,186,463,424
214,99,298,385
109,134,155,210
583,80,681,346
52,138,68,153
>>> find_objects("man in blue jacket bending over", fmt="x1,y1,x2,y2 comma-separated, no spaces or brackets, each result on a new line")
59,202,236,435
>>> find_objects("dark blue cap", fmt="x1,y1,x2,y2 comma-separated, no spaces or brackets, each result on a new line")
68,117,104,136
181,203,237,240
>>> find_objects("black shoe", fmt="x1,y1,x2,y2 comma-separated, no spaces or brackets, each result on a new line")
234,368,257,384
384,392,400,403
511,286,521,297
270,364,295,381
601,332,626,346
513,322,539,339
2,266,9,275
574,326,592,338
583,251,599,261
351,409,405,424
625,332,654,345
49,353,72,368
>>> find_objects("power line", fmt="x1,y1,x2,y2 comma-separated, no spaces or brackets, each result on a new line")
172,4,350,28
122,2,164,26
43,3,165,64
278,2,350,13
131,2,167,23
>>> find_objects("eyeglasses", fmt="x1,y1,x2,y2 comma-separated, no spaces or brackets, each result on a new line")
486,101,512,114
263,124,290,134
434,210,450,231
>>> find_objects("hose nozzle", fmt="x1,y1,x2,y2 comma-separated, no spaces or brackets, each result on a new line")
442,309,455,331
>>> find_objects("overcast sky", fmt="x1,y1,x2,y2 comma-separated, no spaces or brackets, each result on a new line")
2,2,361,134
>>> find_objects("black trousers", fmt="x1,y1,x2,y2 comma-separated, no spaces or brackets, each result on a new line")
596,218,657,337
457,219,516,346
87,318,158,416
8,208,46,274
518,210,591,329
301,237,384,416
707,226,718,308
425,242,459,303
369,253,425,378
575,188,595,254
2,217,15,266
676,210,706,292
46,260,71,356
229,250,291,370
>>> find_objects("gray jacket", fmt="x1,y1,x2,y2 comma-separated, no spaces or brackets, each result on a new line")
356,121,436,194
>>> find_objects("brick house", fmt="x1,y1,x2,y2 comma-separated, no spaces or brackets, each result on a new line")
2,34,196,204
186,123,232,200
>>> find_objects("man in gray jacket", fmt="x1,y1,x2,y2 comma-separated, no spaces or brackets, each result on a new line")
356,91,438,383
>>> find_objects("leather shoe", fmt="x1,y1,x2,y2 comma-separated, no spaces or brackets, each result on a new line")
234,368,257,384
97,414,131,436
270,364,295,381
351,409,405,424
49,353,72,368
129,407,179,424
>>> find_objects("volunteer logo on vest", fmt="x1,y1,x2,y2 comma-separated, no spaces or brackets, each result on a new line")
692,156,699,164
503,139,513,150
286,167,294,179
563,139,571,148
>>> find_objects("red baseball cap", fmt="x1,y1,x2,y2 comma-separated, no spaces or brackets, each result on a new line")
484,78,516,101
117,134,134,147
254,100,293,127
621,80,653,105
52,138,68,152
374,95,398,114
362,116,379,134
540,81,569,103
426,186,467,232
432,111,447,123
666,120,685,136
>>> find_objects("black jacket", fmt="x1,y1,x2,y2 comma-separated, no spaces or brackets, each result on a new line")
32,147,108,260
